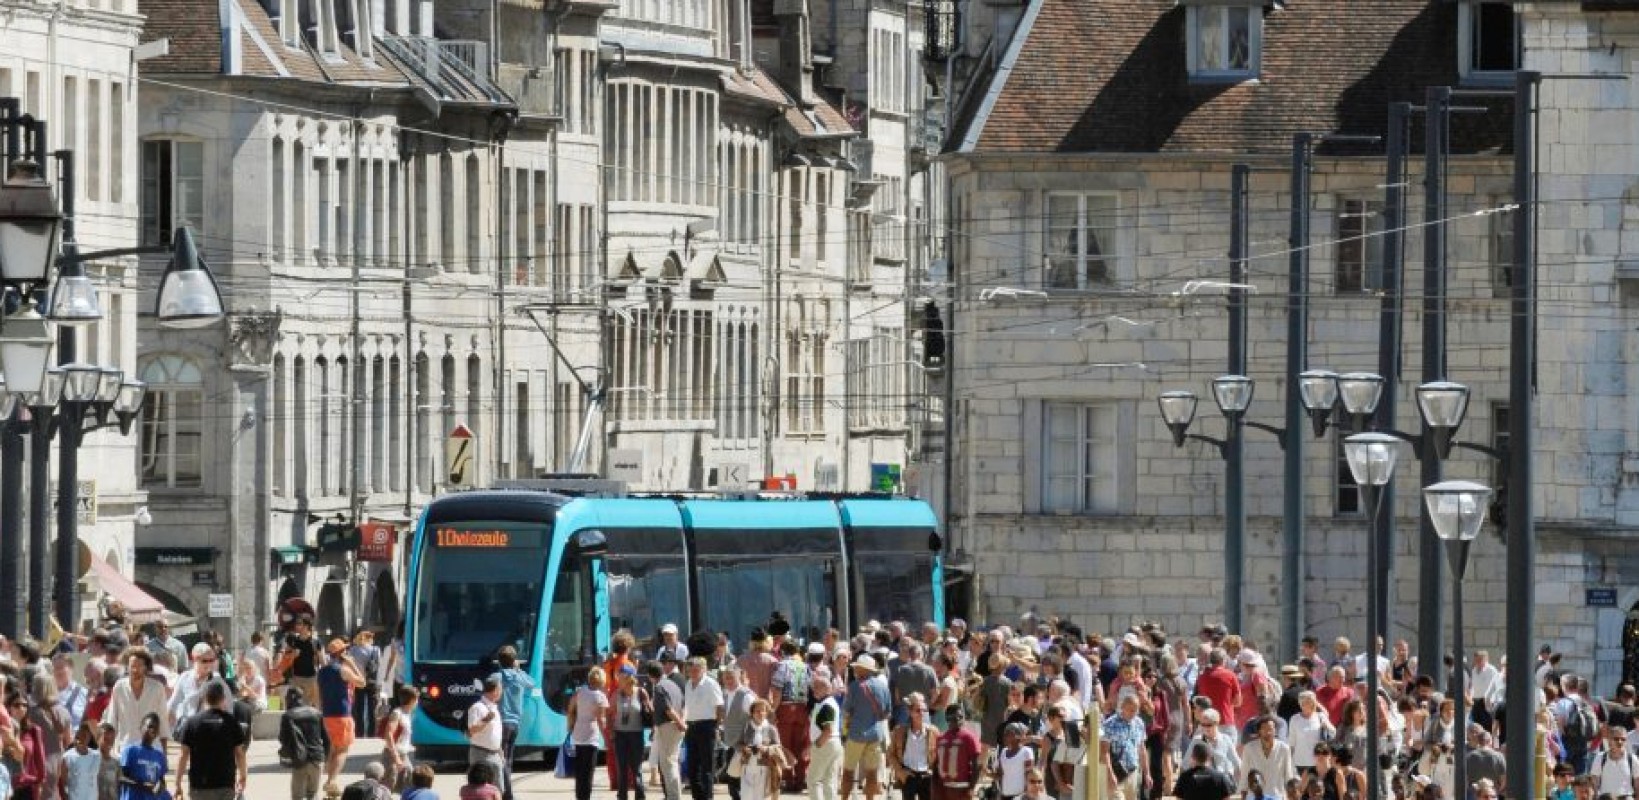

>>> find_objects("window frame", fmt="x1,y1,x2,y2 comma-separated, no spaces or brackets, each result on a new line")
1037,401,1122,515
1335,197,1384,295
138,355,205,490
1458,0,1521,85
1333,431,1362,518
1043,192,1120,292
1186,3,1263,82
1490,203,1515,298
140,138,205,247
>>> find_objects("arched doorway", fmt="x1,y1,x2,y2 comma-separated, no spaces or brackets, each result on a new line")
1624,601,1639,688
372,572,400,631
316,582,346,639
277,577,301,604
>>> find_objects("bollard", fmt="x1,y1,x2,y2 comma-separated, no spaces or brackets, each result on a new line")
1086,714,1103,800
1533,727,1548,800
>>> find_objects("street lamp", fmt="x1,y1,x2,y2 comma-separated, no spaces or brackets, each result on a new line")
1211,375,1253,417
1424,479,1492,800
1416,381,1472,459
154,227,224,328
1343,430,1401,800
46,243,104,326
1337,372,1386,431
0,302,55,396
0,159,62,288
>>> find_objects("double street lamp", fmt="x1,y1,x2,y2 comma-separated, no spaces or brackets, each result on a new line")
0,103,226,638
1423,479,1492,800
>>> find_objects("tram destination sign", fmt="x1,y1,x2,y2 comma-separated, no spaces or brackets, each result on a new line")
432,524,547,549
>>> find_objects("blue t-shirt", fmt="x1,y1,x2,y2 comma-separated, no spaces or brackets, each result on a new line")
842,676,890,743
119,742,167,800
318,662,352,718
62,748,101,800
497,668,536,727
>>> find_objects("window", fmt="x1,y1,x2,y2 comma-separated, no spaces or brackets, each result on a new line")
1334,432,1361,517
141,140,203,246
1335,199,1383,294
1042,403,1118,514
1188,4,1261,80
1491,403,1509,496
1490,204,1515,298
138,356,204,489
1046,193,1116,290
1459,1,1519,81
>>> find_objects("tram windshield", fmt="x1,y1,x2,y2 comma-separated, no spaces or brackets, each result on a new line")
414,522,550,663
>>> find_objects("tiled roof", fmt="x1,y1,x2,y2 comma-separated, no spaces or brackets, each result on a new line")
723,66,856,139
962,0,1512,156
138,0,224,74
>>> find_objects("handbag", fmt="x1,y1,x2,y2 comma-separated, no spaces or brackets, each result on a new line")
554,737,575,779
727,750,744,779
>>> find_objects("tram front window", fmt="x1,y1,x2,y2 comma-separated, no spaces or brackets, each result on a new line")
414,523,549,663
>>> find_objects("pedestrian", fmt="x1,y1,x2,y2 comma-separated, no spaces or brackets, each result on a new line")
378,685,418,791
104,653,166,755
568,667,612,800
82,669,115,730
840,654,891,800
458,762,501,800
601,631,637,791
932,705,980,800
94,723,117,800
167,644,219,731
1588,725,1638,800
277,619,320,701
808,675,844,800
346,631,381,739
1021,768,1051,800
244,632,272,684
493,646,536,800
174,681,247,800
401,765,438,800
235,655,267,725
317,637,366,794
52,660,87,733
994,723,1035,800
737,699,783,800
142,624,186,671
610,665,651,800
648,658,686,800
1240,716,1295,799
30,673,71,800
58,723,99,800
338,762,393,800
682,657,725,800
114,712,165,800
1101,694,1149,800
277,687,330,800
721,668,754,800
1172,741,1237,800
772,639,813,791
655,624,690,662
464,674,505,783
889,693,937,800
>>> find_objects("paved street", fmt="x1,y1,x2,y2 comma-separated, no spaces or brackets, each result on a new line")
240,736,576,800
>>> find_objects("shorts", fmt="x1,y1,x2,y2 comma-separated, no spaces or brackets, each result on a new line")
324,716,356,751
843,740,885,773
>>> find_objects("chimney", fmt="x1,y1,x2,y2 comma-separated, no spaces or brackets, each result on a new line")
773,0,815,106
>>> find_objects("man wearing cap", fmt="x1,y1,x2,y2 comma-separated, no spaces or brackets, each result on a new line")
1276,666,1305,722
168,642,222,729
648,658,687,800
841,653,892,800
316,637,367,792
657,623,691,662
772,639,813,790
682,657,725,800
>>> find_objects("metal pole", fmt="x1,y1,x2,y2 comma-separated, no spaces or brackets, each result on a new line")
1281,135,1311,653
1504,69,1539,800
1226,164,1249,636
1420,87,1452,689
53,149,79,636
0,416,24,638
1365,482,1382,800
1451,564,1467,800
28,423,49,640
1374,102,1409,662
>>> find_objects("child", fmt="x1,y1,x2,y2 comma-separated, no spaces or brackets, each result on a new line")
458,762,501,800
381,685,419,791
96,723,118,800
117,713,166,800
401,765,439,800
1547,764,1575,800
59,722,101,800
994,722,1035,800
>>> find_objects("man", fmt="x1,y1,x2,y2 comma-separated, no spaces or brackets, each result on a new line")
810,674,845,800
467,674,506,781
977,654,1013,751
54,655,88,730
107,649,172,751
175,680,248,800
682,657,725,800
1562,675,1602,774
169,642,221,729
656,623,690,661
720,668,756,800
101,601,131,652
1066,639,1095,710
339,762,395,800
146,620,189,666
346,630,381,738
1351,637,1390,690
317,637,367,792
932,705,981,800
1315,667,1354,726
1181,644,1209,696
894,641,938,727
1470,650,1502,729
1590,725,1639,800
1465,724,1507,795
1004,685,1047,748
1101,694,1149,800
281,618,321,702
495,645,538,800
1172,741,1236,800
1194,649,1242,740
1602,685,1638,733
889,694,937,800
841,654,892,800
1238,716,1294,799
1331,638,1354,681
649,658,687,800
1275,666,1305,723
771,639,812,790
278,687,330,800
1187,709,1239,777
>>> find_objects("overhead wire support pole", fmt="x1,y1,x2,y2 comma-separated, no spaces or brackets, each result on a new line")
1282,133,1311,656
1225,163,1249,636
1418,87,1451,690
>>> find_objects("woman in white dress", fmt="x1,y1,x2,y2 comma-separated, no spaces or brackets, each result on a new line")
738,699,783,800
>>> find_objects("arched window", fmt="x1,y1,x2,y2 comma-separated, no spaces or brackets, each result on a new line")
138,355,204,489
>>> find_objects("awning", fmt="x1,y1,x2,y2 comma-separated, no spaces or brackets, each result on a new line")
85,557,166,624
270,545,309,566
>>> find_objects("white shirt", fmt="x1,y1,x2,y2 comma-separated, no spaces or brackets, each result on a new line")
246,645,272,681
683,676,724,722
901,726,932,772
1286,711,1332,768
1068,652,1094,709
656,641,690,662
1469,663,1501,704
1593,749,1638,798
106,677,172,751
810,696,840,742
467,696,503,752
166,668,213,726
1241,739,1296,799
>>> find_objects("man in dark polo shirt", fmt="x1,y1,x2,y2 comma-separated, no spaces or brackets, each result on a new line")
175,680,248,800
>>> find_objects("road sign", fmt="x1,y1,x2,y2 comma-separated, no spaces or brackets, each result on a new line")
446,424,475,488
607,449,643,483
1586,587,1618,607
207,593,233,618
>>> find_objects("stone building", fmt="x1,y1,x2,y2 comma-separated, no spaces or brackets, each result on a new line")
0,0,157,629
934,0,1591,671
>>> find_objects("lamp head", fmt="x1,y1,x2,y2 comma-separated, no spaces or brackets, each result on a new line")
1342,432,1401,487
62,362,101,404
155,228,225,328
46,243,103,326
1423,479,1492,578
1337,372,1385,420
1210,375,1254,418
1157,391,1199,448
1416,381,1471,459
0,160,63,289
0,303,56,396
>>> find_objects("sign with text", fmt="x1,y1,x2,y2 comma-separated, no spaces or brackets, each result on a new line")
207,593,233,618
357,522,396,562
51,480,97,524
1586,587,1618,607
607,449,643,483
136,548,215,567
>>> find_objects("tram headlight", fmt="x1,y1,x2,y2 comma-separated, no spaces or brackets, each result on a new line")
425,684,441,699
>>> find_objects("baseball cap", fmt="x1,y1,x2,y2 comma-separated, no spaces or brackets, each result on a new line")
806,643,826,657
660,623,679,635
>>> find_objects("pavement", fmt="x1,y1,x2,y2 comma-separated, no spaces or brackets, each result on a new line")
241,736,576,799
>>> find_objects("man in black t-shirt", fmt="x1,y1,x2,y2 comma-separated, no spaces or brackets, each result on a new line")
176,680,248,800
1173,741,1237,800
281,618,320,701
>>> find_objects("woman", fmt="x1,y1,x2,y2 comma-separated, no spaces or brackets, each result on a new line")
1325,747,1366,800
737,699,783,800
1335,701,1369,767
608,665,650,800
115,714,164,800
236,656,268,728
1288,692,1334,777
379,685,418,791
602,630,638,789
567,667,611,800
11,694,48,800
30,673,70,800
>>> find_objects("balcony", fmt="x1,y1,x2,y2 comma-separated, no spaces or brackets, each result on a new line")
379,36,512,106
497,63,562,119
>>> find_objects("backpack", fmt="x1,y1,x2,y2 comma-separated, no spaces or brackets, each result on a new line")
1565,697,1599,746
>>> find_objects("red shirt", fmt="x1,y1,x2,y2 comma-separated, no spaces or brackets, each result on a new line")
1194,666,1243,728
936,726,982,787
1316,684,1354,725
84,690,111,724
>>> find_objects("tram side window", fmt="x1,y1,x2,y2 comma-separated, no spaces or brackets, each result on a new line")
545,560,589,663
606,556,688,643
699,557,838,648
856,554,935,627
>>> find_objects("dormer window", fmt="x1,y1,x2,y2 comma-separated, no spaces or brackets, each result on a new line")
1459,1,1519,84
1186,3,1262,82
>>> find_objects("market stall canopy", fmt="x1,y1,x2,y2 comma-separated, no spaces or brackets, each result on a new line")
86,556,166,623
